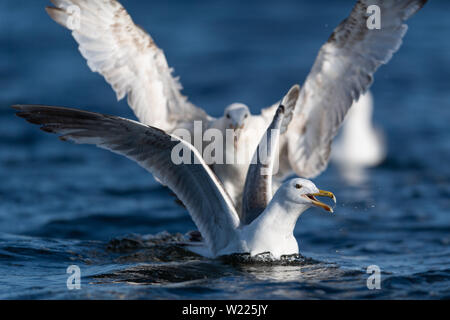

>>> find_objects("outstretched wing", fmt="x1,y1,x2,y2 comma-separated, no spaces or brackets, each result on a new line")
241,85,299,225
285,0,427,178
46,0,210,132
13,105,239,256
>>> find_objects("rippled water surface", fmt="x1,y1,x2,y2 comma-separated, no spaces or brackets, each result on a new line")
1,0,449,299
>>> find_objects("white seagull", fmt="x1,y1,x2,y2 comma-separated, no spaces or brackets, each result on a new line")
44,0,428,213
13,86,336,259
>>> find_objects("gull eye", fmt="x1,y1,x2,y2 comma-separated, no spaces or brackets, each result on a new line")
244,114,248,118
226,114,230,119
295,184,302,189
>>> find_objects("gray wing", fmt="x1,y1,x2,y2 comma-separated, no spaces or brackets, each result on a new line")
285,0,427,178
241,85,300,225
46,0,211,132
13,105,240,256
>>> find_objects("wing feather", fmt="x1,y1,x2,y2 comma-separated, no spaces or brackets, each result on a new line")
287,0,427,178
13,105,239,256
241,85,299,225
46,0,210,132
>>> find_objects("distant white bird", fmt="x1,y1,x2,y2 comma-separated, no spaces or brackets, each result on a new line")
45,0,427,210
13,92,335,259
332,91,386,168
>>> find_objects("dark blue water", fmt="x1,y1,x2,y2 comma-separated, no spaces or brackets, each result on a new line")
1,0,449,299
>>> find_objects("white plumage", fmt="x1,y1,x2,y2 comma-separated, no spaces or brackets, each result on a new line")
13,88,335,259
45,0,427,212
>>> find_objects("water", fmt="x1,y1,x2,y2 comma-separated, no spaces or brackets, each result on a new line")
1,0,449,299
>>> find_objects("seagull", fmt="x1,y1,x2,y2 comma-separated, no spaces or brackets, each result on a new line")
13,87,335,259
44,0,427,213
332,91,386,168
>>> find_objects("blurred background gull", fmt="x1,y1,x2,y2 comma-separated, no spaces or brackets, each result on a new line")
332,91,387,185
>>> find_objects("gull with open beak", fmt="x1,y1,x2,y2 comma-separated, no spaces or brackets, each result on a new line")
13,85,335,259
43,0,427,219
239,179,336,258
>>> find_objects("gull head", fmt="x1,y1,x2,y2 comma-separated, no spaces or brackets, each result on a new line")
224,103,250,148
281,178,336,213
224,103,250,130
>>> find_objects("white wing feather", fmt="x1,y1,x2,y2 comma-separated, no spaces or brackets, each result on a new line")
13,105,239,256
46,0,210,132
285,0,427,178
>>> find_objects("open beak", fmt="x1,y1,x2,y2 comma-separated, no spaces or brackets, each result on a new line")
304,190,336,213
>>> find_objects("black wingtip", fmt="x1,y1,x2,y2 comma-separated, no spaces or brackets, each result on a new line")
14,112,26,119
13,109,29,120
15,114,41,124
11,104,23,111
40,126,55,133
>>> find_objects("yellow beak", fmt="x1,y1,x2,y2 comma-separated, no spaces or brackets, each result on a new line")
305,190,336,213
